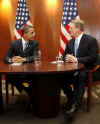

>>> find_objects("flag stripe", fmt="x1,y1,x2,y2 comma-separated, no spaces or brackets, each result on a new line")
60,32,67,44
59,0,78,56
14,29,22,39
60,38,67,50
14,0,33,40
61,24,72,41
26,20,33,26
59,46,65,56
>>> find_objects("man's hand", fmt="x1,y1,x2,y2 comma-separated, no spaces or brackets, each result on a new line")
65,54,78,63
12,56,26,63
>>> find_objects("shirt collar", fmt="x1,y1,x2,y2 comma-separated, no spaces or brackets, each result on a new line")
22,38,29,51
22,37,26,45
75,32,84,46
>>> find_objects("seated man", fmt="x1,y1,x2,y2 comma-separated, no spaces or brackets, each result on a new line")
61,19,98,115
4,25,39,95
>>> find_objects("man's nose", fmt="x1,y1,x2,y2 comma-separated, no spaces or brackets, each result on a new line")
32,32,35,37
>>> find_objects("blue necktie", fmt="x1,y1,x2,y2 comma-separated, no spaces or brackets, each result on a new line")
74,38,78,57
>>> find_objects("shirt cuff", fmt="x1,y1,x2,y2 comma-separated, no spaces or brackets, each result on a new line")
8,58,12,63
75,57,78,63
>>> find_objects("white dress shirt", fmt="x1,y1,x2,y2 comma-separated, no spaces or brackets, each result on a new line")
75,32,84,48
22,37,28,51
74,32,84,63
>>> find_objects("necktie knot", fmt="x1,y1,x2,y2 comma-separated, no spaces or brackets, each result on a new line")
26,42,29,47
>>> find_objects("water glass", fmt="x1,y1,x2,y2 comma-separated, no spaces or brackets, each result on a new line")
34,57,41,65
56,56,63,65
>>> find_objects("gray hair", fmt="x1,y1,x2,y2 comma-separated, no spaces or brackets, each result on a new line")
71,19,84,31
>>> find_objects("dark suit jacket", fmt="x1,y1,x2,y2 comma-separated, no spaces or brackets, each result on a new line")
63,34,98,68
4,39,39,63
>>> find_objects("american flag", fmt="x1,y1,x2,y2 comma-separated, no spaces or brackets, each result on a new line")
59,0,79,56
14,0,32,40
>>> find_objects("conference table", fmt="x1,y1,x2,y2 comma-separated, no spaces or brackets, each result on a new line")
0,61,84,117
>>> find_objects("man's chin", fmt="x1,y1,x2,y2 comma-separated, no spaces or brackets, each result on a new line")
29,39,34,41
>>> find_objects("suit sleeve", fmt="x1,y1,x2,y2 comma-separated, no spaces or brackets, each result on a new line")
63,40,74,61
77,38,98,65
4,42,15,63
26,40,39,63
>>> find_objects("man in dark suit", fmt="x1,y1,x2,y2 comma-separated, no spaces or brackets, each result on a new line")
62,19,98,115
4,25,39,95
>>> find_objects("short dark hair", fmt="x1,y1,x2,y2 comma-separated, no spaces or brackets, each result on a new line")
21,25,33,35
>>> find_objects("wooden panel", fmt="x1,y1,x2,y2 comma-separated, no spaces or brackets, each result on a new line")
78,0,100,52
0,0,100,61
0,0,17,60
0,1,11,60
0,0,63,61
31,0,63,61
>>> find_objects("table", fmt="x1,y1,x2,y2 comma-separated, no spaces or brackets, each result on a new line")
0,61,84,117
0,74,3,114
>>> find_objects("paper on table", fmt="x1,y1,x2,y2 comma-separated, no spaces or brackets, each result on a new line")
50,61,57,64
11,63,22,66
51,61,64,64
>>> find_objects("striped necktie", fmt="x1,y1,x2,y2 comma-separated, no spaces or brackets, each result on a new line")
24,42,29,51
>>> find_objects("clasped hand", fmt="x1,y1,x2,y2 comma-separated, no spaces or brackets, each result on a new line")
65,54,78,63
12,56,26,63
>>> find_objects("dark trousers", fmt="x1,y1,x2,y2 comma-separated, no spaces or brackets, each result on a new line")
5,74,35,96
60,70,87,106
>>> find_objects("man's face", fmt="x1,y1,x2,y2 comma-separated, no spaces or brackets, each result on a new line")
23,28,35,41
69,23,80,37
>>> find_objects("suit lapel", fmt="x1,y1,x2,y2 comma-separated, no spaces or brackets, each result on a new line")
77,34,85,56
72,39,75,56
19,39,30,53
19,39,23,53
72,39,75,49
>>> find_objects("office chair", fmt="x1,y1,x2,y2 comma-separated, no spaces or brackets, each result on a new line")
87,55,100,112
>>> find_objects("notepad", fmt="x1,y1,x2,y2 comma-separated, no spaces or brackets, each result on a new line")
11,63,22,66
50,61,57,64
51,61,64,64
